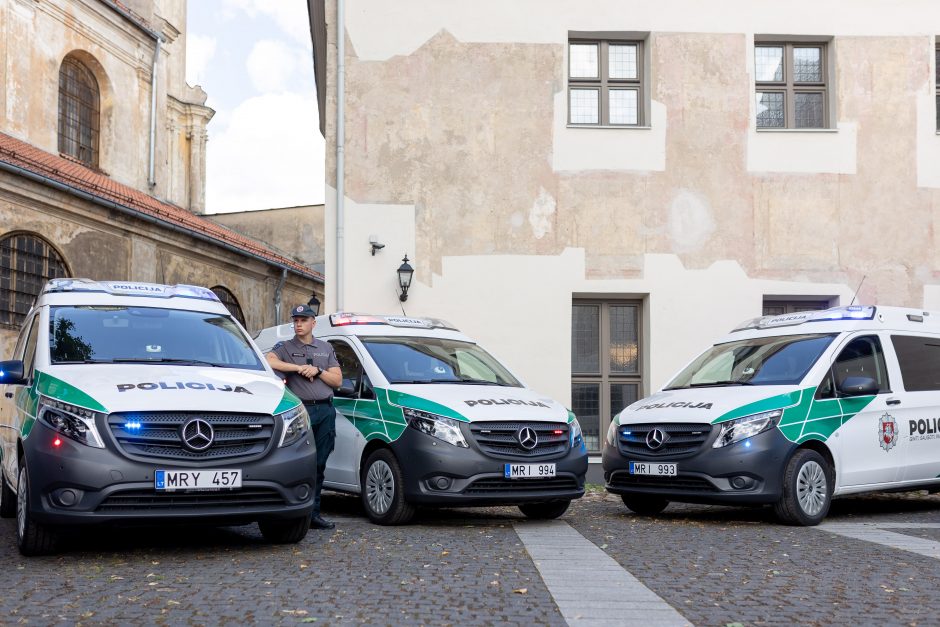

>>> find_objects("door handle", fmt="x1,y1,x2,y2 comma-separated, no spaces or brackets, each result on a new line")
886,398,901,406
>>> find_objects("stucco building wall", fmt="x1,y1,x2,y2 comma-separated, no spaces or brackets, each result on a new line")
317,1,940,443
209,205,326,272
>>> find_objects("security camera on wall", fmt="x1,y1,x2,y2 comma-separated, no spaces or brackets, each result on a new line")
369,235,386,256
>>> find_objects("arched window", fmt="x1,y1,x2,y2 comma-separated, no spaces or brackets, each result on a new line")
58,55,100,167
211,286,246,327
0,233,70,328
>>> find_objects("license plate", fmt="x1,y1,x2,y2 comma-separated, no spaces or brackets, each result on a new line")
629,462,677,476
504,463,556,479
155,469,242,491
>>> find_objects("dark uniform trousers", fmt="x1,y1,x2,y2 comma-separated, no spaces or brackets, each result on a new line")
305,402,336,516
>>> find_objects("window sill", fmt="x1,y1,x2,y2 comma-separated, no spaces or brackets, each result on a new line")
755,128,838,133
566,124,652,130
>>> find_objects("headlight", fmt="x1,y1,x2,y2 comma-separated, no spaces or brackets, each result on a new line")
607,418,619,447
278,404,309,448
569,416,583,447
403,408,468,448
712,409,782,448
38,397,105,448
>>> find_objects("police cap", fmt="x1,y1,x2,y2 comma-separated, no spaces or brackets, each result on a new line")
290,304,318,318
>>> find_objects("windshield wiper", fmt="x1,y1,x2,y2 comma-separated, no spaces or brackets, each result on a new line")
53,359,115,364
110,358,228,367
689,380,753,387
456,377,511,386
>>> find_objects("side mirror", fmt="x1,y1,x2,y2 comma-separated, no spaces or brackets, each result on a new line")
336,380,357,398
839,376,879,396
0,360,26,386
360,379,375,400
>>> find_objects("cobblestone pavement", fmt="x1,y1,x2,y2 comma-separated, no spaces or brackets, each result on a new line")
0,488,938,625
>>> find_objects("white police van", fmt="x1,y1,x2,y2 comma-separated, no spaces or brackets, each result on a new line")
603,305,940,525
0,279,317,555
255,313,588,524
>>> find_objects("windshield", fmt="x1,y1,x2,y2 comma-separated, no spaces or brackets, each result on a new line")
49,306,264,370
361,336,522,386
665,333,836,389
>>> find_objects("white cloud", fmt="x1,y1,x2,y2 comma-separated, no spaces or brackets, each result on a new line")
246,40,297,93
222,0,311,47
205,92,324,213
185,33,217,87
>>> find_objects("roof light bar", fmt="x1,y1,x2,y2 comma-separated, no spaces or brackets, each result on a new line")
42,279,219,301
731,306,877,332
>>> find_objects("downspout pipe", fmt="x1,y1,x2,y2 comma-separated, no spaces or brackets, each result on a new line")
274,268,287,324
336,0,345,311
0,159,323,285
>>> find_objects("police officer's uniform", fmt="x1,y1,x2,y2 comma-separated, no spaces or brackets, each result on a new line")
270,306,340,527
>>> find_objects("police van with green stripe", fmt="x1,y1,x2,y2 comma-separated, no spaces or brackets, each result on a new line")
256,313,588,524
603,305,940,525
0,279,317,555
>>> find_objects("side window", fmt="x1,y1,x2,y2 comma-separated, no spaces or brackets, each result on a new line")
329,340,363,398
830,335,889,395
890,335,940,392
20,315,41,381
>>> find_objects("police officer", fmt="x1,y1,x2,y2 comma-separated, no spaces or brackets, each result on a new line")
266,304,342,530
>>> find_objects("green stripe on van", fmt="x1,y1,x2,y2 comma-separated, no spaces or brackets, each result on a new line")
34,371,107,412
385,389,467,421
712,389,804,424
273,387,302,415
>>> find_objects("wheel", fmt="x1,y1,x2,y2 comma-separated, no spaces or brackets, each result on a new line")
773,448,832,526
16,463,59,556
518,500,571,520
0,469,15,518
361,449,414,525
620,494,669,516
258,515,311,544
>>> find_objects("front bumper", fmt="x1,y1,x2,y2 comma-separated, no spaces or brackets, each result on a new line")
602,425,795,506
396,426,588,507
22,422,317,526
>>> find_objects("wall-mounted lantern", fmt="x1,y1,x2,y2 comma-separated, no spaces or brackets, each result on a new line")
307,294,321,316
397,255,414,302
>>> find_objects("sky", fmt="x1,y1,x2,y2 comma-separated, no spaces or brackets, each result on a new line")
185,0,325,214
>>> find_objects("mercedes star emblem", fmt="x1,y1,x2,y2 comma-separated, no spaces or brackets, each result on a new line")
181,417,214,452
517,426,538,451
646,428,666,450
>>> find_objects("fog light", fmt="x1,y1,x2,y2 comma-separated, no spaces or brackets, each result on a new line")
730,476,753,490
295,484,311,500
53,488,81,507
430,476,452,491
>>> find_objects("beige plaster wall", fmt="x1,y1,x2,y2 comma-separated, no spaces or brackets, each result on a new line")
0,0,212,212
209,205,325,271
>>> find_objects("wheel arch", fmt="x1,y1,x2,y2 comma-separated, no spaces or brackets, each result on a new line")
794,439,836,483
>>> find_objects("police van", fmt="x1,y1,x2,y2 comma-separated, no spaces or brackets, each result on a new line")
0,279,317,555
603,305,940,525
255,313,587,524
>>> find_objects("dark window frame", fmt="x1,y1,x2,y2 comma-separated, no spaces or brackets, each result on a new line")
763,299,831,316
58,55,101,167
0,233,70,329
568,36,646,127
755,40,830,129
571,299,643,453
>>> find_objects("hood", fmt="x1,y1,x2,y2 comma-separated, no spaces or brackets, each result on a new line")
387,384,569,423
617,385,804,426
37,365,298,415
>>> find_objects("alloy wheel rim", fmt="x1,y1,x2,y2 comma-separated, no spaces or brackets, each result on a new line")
366,460,394,515
796,460,827,516
16,468,26,539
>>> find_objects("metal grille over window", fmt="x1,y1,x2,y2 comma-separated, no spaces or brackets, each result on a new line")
58,56,100,167
0,234,69,328
755,42,829,129
568,38,644,126
211,286,246,327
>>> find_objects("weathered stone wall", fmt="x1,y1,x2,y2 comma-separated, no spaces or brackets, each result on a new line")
209,205,325,272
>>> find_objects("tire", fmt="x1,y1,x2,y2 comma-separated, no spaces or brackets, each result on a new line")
258,515,311,544
361,449,414,525
0,469,15,518
518,500,571,520
621,494,669,516
773,448,833,526
16,463,59,556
